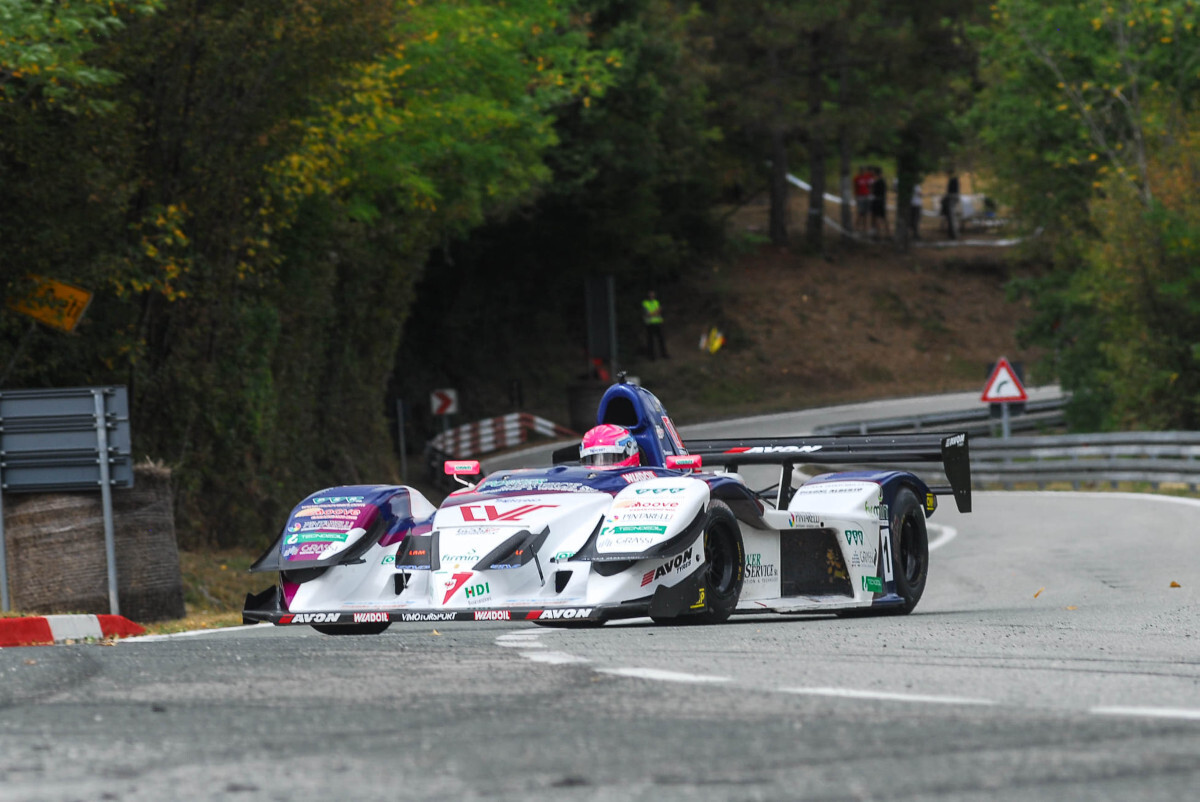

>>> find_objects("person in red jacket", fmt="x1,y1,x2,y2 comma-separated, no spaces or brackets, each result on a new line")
853,166,873,232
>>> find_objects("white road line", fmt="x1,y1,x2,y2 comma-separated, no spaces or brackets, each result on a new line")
927,524,957,552
596,667,730,684
1090,706,1200,721
125,623,272,642
496,632,545,648
781,687,996,706
522,651,591,665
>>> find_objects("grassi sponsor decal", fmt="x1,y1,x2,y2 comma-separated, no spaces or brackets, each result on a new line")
641,547,694,586
474,610,511,621
352,612,389,623
524,608,594,621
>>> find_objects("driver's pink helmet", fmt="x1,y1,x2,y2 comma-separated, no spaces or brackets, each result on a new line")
579,424,640,469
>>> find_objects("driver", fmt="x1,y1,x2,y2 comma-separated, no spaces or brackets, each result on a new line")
579,424,640,469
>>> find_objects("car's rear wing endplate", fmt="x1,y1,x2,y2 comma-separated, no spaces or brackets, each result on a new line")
684,432,971,513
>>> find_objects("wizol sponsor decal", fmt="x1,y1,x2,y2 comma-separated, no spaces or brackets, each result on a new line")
352,612,389,623
280,613,341,624
524,608,594,620
640,547,694,586
474,610,511,621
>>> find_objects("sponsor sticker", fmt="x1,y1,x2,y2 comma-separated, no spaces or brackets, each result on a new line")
621,470,657,484
459,503,556,523
474,610,511,621
524,608,594,621
787,512,821,528
744,552,779,582
401,612,457,622
281,612,341,624
352,612,389,623
634,487,686,495
861,575,884,594
640,548,695,586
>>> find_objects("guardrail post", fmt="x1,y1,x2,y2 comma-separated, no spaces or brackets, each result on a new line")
0,465,8,612
94,389,120,616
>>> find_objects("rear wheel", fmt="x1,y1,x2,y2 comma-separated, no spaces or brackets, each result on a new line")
312,623,390,636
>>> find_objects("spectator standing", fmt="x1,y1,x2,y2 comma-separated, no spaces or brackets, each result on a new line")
853,166,873,232
642,290,669,360
943,171,961,239
910,182,923,239
870,167,888,238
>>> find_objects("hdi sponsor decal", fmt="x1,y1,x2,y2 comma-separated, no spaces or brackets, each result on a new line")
524,608,594,620
352,612,389,623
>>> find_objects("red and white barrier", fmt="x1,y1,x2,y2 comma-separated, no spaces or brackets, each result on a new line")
0,614,145,647
429,413,576,458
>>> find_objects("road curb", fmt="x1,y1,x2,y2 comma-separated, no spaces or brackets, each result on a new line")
0,614,145,647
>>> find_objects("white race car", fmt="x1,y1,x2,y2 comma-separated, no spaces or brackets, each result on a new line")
243,378,971,632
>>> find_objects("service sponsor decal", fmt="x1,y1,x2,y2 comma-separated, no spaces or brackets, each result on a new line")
861,575,884,594
621,470,657,484
724,444,822,455
458,503,556,523
401,612,457,622
474,610,511,621
634,487,685,495
279,612,341,624
524,608,594,621
441,572,474,604
352,612,389,623
787,512,821,528
640,547,695,586
744,552,779,582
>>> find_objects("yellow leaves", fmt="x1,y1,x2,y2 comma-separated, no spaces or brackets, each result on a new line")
1091,17,1102,30
1033,587,1044,598
1170,581,1181,588
1088,153,1099,161
1056,103,1069,111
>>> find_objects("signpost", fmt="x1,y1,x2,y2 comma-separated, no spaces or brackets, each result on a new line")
0,387,133,613
981,357,1028,438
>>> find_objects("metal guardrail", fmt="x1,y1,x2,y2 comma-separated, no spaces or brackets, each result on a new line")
813,397,1068,437
969,432,1200,491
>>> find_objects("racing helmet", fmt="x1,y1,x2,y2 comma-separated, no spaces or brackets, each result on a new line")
579,424,640,469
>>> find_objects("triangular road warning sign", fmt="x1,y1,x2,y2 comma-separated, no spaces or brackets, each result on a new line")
981,357,1028,403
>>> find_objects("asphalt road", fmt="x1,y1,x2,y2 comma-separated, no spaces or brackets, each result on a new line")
2,389,1197,801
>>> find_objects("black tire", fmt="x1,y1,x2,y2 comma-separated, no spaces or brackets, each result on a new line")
312,622,390,636
888,486,929,614
653,500,744,625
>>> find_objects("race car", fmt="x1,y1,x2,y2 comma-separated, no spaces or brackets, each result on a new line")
243,377,971,633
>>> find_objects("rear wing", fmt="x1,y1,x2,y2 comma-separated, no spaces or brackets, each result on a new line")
684,432,971,513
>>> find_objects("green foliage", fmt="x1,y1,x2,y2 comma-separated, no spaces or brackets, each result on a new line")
0,0,162,112
975,0,1200,430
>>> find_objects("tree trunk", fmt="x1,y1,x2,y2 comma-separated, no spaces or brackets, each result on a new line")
895,126,921,252
838,63,853,241
806,132,826,252
768,127,790,247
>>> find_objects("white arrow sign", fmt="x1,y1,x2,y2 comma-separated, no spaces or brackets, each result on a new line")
981,357,1028,403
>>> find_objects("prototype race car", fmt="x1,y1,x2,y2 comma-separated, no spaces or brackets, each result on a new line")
243,377,971,633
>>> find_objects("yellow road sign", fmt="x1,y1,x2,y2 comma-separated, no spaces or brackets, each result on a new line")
8,276,93,332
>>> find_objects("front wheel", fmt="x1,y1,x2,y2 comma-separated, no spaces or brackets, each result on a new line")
888,486,929,614
653,500,744,625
